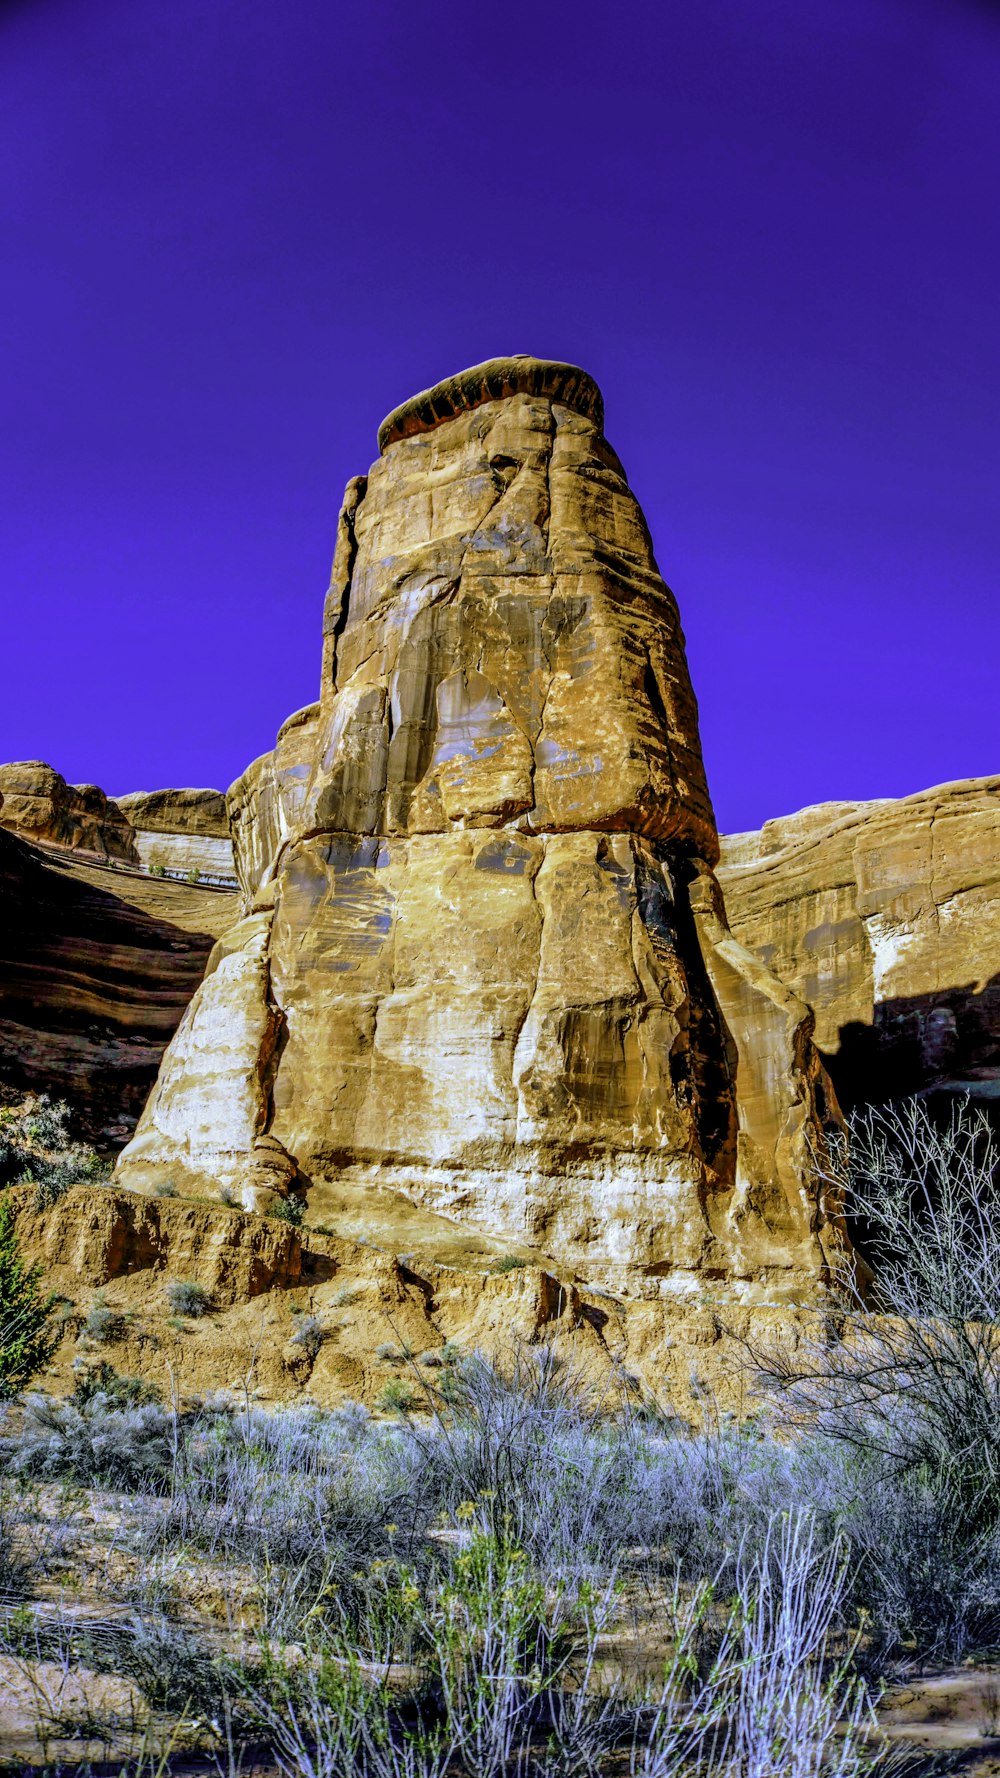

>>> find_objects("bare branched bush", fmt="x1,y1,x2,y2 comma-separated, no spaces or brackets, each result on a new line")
0,1093,108,1204
753,1100,1000,1483
745,1096,1000,1655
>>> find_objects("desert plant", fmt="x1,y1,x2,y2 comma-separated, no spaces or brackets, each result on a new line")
5,1389,175,1486
290,1314,324,1358
165,1278,213,1318
0,1093,108,1205
71,1359,160,1407
492,1254,527,1273
378,1379,416,1414
749,1100,1000,1515
0,1195,61,1397
81,1289,126,1344
269,1193,305,1226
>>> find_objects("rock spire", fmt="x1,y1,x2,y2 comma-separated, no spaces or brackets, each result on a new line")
116,358,841,1296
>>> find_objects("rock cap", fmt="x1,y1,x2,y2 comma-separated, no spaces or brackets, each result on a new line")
377,355,604,453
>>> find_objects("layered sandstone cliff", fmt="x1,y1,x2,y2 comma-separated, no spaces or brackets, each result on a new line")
116,357,842,1298
718,776,1000,1111
0,825,238,1143
0,761,137,861
117,788,238,885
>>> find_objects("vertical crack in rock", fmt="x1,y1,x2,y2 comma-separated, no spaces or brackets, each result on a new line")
117,357,843,1297
321,474,368,696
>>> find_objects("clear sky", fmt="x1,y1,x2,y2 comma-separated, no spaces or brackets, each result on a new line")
2,0,997,833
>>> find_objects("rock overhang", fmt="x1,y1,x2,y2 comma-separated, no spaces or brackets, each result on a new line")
377,356,604,453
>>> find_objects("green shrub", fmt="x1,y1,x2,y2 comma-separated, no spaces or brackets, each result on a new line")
0,1093,108,1205
269,1194,304,1227
71,1360,160,1407
377,1379,416,1414
492,1254,527,1273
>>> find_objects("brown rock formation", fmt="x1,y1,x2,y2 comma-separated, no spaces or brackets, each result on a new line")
9,1181,301,1307
9,1175,818,1414
117,358,840,1298
0,825,238,1143
117,788,237,884
718,776,1000,1111
0,761,137,861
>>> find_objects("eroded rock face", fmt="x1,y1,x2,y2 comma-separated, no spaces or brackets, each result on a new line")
0,825,238,1143
718,777,1000,1110
117,788,237,885
0,762,137,861
118,358,841,1296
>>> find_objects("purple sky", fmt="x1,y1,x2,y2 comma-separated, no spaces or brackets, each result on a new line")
2,0,997,833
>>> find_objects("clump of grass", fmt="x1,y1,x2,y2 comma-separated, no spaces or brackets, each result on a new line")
492,1254,528,1273
165,1279,213,1318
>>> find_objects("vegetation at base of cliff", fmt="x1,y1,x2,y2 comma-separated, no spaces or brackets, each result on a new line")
0,1090,111,1206
1,1100,1000,1771
0,1343,996,1769
0,1195,61,1398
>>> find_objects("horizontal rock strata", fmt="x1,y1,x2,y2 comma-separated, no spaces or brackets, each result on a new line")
0,826,238,1143
718,776,1000,1109
117,787,237,884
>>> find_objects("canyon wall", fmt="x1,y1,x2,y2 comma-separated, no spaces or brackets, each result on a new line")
718,776,1000,1112
117,788,238,885
0,825,238,1144
116,357,840,1298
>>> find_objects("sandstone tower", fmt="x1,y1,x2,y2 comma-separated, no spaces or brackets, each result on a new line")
117,358,840,1296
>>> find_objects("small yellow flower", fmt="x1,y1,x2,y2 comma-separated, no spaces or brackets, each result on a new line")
456,1501,476,1522
384,1523,399,1536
